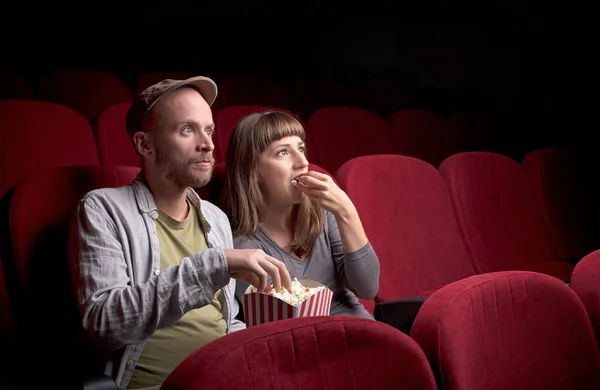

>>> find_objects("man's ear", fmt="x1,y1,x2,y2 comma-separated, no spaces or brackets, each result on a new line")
132,131,153,157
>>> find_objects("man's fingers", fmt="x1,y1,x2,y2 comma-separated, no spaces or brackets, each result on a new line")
243,273,261,292
265,255,293,292
247,264,269,293
261,259,284,292
277,262,293,292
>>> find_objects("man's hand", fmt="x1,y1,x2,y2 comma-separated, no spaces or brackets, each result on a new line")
223,249,292,293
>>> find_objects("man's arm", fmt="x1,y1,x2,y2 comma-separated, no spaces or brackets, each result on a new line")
72,196,230,351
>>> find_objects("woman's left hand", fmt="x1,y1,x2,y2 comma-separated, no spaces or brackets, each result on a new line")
293,171,355,218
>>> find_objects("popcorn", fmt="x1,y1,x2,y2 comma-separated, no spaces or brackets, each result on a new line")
252,278,326,307
243,278,333,327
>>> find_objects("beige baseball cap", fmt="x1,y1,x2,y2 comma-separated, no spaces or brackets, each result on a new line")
125,76,218,138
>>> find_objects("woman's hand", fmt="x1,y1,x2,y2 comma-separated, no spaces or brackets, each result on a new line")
293,171,356,219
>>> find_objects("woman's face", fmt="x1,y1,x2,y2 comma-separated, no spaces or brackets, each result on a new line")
258,135,309,206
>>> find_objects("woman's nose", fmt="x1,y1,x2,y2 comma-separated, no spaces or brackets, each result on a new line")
294,151,309,167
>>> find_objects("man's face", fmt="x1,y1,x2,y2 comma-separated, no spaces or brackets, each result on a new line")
143,87,216,189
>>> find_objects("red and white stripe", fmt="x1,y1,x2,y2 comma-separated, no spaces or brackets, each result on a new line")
243,288,333,327
300,288,333,317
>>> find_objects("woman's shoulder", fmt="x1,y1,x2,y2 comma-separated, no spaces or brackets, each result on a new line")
233,234,263,249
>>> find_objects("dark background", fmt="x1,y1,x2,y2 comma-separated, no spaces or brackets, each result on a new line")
1,1,593,159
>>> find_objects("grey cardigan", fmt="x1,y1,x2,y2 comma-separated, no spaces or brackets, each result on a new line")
234,210,380,319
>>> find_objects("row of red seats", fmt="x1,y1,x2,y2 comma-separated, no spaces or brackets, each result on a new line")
1,99,595,264
2,151,595,323
0,98,597,388
336,153,592,310
1,161,599,389
0,70,422,123
96,102,485,172
0,98,487,200
163,270,600,390
161,270,600,390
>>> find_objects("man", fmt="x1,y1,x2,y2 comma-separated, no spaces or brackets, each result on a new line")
71,76,292,390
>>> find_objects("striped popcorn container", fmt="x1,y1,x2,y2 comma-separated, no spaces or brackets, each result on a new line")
242,280,333,327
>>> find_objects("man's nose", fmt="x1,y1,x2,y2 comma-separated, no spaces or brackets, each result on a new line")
196,132,214,152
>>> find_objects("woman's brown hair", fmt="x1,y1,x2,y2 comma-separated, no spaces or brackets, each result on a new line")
222,111,324,258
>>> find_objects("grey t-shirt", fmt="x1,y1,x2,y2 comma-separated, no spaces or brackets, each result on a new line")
233,210,380,319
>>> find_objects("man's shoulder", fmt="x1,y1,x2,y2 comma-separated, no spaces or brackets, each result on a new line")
198,198,225,217
198,198,230,227
80,184,135,210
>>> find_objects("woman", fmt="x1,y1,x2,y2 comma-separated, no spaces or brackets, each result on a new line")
223,111,379,319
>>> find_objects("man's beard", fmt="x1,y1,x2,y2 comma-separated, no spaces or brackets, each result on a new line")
155,148,214,189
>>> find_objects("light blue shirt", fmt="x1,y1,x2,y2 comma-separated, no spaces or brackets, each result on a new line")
72,175,245,389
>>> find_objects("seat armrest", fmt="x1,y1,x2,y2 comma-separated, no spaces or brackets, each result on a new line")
374,297,427,334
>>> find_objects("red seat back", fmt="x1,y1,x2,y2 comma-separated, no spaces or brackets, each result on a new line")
0,100,100,199
336,155,476,303
388,109,462,167
37,70,133,122
163,316,437,390
411,271,600,390
94,102,140,167
522,148,600,260
307,107,392,175
439,152,573,280
571,249,600,347
2,165,140,383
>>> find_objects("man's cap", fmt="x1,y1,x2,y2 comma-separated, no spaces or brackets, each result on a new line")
125,76,218,138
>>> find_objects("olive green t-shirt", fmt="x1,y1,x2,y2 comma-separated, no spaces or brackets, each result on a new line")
127,201,226,390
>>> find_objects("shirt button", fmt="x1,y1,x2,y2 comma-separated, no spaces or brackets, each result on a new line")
154,269,160,276
127,359,134,366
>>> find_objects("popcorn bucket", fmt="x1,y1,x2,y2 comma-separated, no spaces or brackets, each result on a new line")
242,279,333,327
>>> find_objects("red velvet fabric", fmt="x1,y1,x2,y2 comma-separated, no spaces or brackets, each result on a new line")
216,76,295,113
336,154,476,302
388,109,463,167
163,316,437,390
571,249,600,347
411,271,600,390
0,100,100,199
37,69,133,122
3,165,140,381
439,152,573,280
522,148,600,261
93,102,141,168
307,107,393,175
